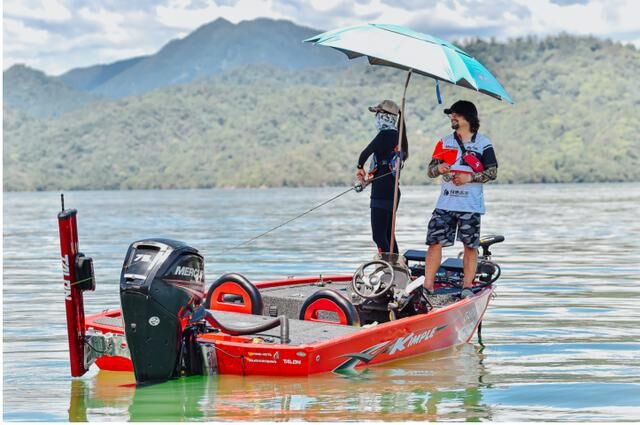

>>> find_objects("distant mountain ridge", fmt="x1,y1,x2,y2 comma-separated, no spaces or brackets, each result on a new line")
4,18,344,116
59,18,344,98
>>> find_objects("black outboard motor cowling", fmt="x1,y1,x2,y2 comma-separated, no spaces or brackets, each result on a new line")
119,239,205,384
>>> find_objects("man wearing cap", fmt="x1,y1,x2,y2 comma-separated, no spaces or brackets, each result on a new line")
355,99,409,254
424,100,498,298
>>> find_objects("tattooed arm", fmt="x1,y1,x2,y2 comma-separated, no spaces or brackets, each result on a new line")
428,158,444,178
471,166,498,183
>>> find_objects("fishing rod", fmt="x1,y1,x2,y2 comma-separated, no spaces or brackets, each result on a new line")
223,171,393,252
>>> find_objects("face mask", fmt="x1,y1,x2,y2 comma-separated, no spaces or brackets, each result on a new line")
375,112,397,131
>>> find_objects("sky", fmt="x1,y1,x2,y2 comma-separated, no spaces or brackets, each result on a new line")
3,0,639,76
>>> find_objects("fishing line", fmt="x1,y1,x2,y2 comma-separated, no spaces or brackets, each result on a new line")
223,171,394,252
69,277,94,287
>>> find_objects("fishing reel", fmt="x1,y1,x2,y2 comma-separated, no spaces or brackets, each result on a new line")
354,175,373,193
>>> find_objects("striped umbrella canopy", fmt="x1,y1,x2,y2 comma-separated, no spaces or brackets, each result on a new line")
304,23,512,103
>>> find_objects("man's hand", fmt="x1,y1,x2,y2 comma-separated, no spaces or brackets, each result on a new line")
452,172,472,186
355,168,366,183
438,163,451,175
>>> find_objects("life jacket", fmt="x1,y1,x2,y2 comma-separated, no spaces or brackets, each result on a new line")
368,145,403,179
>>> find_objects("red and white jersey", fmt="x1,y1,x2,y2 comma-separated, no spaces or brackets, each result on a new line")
430,132,497,214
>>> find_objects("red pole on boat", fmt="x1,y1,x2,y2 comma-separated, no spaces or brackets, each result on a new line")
58,194,87,377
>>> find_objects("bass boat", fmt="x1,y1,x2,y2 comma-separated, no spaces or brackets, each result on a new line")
58,204,503,385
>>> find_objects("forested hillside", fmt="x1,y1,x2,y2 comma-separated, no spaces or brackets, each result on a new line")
3,65,104,118
3,29,639,191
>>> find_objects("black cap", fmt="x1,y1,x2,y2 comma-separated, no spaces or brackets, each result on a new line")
443,100,478,118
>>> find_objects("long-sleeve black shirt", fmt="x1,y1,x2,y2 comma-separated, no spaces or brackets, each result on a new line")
357,129,400,209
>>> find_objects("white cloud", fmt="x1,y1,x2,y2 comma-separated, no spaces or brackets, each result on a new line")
2,0,639,75
3,0,72,21
3,17,50,48
76,7,135,44
155,0,286,29
513,0,639,38
308,0,344,12
629,37,640,46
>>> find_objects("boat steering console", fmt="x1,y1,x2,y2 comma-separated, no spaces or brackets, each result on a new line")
350,253,426,323
351,260,396,299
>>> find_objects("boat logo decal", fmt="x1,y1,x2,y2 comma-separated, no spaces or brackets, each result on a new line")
133,254,153,263
247,351,273,357
332,325,448,373
61,255,71,301
148,316,160,326
333,341,393,373
62,254,70,275
245,351,278,364
246,357,277,364
386,325,448,355
174,266,204,281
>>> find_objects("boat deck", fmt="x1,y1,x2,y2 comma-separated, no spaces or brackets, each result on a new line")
205,309,362,346
90,309,362,346
260,280,352,319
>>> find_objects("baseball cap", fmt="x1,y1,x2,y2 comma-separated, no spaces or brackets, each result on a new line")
443,100,477,118
368,99,400,116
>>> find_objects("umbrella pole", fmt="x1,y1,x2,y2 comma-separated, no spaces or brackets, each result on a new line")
389,69,412,258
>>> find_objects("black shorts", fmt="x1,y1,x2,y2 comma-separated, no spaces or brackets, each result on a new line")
426,208,481,248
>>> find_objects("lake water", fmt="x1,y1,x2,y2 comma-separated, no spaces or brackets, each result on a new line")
3,183,640,421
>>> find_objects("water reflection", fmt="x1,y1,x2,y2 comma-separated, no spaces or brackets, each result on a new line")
69,344,492,421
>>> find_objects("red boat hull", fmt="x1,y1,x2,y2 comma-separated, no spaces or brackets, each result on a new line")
85,276,492,376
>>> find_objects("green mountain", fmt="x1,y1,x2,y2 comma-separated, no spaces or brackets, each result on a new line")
3,28,639,191
58,56,146,92
58,18,345,99
3,65,104,118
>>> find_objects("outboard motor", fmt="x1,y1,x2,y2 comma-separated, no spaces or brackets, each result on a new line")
119,239,205,384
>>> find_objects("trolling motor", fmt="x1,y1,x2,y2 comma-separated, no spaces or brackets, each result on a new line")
58,195,96,377
119,239,205,384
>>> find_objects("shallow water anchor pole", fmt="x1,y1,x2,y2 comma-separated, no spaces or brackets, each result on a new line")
389,69,412,257
58,196,88,377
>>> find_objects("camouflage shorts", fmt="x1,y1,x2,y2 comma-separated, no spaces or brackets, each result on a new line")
426,208,482,248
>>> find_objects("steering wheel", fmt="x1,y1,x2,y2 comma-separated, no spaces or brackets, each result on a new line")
351,260,395,299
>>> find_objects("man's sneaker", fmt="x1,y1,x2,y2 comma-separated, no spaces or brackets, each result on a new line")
460,288,474,299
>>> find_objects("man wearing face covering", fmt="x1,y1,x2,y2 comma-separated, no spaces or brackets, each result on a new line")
355,100,409,255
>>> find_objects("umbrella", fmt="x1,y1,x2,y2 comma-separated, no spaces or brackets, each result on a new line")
304,23,513,254
304,23,513,102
